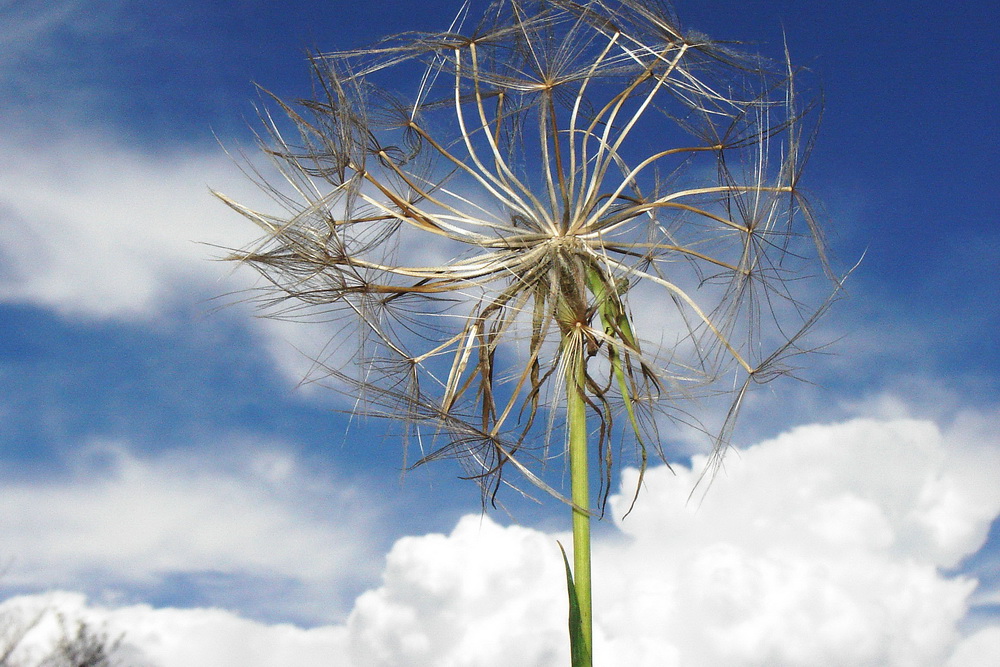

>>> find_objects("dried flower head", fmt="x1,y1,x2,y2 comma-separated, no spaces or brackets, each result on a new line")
217,0,837,512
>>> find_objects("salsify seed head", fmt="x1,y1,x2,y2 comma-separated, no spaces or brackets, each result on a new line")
216,0,840,511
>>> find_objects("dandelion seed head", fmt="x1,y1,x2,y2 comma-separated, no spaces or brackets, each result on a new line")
218,0,839,511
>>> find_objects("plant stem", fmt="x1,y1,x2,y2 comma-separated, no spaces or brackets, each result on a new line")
567,347,593,664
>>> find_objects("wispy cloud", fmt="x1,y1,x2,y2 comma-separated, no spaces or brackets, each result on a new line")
0,123,361,389
0,1,129,121
0,127,263,320
0,1,78,48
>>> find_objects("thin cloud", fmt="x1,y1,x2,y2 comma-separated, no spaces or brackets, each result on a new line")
0,127,262,320
0,1,130,124
0,124,358,388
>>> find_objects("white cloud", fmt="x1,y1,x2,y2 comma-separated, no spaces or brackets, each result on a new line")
333,414,1000,666
0,591,347,667
0,440,383,624
0,127,263,320
345,515,570,666
947,627,1000,667
0,123,373,389
594,415,1000,666
6,412,996,666
0,122,347,387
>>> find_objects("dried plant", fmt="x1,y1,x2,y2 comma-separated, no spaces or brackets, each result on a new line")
217,0,838,661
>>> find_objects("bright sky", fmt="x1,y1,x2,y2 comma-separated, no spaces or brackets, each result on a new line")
1,1,998,665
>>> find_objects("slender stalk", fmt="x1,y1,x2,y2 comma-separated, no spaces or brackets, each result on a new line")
567,344,593,664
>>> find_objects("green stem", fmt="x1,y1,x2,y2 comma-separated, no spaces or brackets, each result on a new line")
567,346,593,664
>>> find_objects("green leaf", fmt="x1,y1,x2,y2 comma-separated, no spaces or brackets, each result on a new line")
585,266,648,494
558,541,592,667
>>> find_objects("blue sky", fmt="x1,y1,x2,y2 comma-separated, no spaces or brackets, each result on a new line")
1,1,998,665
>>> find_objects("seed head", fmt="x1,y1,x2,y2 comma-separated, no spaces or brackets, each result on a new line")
217,0,838,511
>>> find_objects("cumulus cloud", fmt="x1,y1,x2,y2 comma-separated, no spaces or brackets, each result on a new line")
345,516,571,666
593,415,1000,666
334,415,1000,667
0,441,383,624
947,627,1000,667
6,413,996,666
0,591,346,667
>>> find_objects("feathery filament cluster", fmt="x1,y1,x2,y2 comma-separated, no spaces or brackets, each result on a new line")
218,0,834,510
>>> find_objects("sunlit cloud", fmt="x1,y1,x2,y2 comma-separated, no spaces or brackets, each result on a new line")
0,440,383,624
0,127,262,319
0,591,346,667
4,412,996,666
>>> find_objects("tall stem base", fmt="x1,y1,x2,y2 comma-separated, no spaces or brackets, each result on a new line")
567,353,593,664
